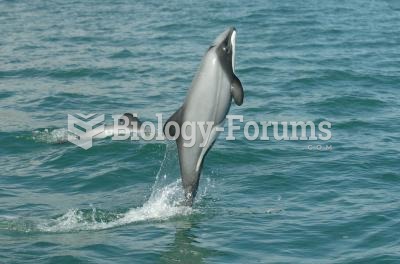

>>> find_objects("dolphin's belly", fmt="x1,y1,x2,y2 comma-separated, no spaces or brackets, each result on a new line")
184,66,231,124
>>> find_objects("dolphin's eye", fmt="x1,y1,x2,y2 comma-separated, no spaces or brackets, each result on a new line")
223,43,231,53
223,45,231,54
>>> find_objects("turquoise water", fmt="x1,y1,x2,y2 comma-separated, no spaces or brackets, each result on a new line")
1,0,400,263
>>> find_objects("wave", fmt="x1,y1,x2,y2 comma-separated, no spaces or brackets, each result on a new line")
305,95,386,112
333,119,372,130
109,49,135,59
0,67,130,80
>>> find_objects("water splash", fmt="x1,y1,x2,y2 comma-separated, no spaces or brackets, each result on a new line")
31,128,69,144
37,179,192,232
2,142,216,233
30,126,156,145
35,142,192,232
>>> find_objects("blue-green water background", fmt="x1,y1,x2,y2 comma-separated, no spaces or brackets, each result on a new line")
1,0,400,263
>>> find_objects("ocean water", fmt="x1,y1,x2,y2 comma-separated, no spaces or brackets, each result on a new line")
1,0,400,263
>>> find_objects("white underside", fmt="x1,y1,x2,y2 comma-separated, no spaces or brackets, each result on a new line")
231,31,236,72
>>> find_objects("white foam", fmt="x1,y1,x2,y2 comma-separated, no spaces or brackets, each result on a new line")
32,142,218,233
37,143,196,232
32,128,69,144
38,179,192,232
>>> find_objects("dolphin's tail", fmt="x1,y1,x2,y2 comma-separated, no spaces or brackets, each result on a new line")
181,171,200,207
182,194,194,207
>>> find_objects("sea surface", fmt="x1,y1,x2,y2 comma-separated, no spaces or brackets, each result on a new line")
1,0,400,263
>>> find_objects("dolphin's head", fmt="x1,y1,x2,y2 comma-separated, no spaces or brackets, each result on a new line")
207,27,237,73
118,113,141,129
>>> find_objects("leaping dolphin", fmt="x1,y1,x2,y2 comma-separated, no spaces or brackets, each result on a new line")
164,27,244,206
95,113,142,139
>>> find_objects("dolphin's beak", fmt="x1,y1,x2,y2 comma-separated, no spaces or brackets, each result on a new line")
211,27,237,70
212,27,236,47
222,27,237,71
224,27,237,67
224,27,236,50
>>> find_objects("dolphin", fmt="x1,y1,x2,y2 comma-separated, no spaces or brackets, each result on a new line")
69,113,142,141
34,113,142,145
94,113,142,139
163,27,244,206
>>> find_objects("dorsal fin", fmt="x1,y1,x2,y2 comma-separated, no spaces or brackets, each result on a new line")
118,113,141,127
163,107,183,138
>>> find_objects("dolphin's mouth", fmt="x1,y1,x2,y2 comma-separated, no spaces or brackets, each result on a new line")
223,27,237,72
210,27,237,71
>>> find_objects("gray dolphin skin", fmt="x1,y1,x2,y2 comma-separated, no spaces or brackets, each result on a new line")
96,113,142,139
164,27,244,206
78,113,141,140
